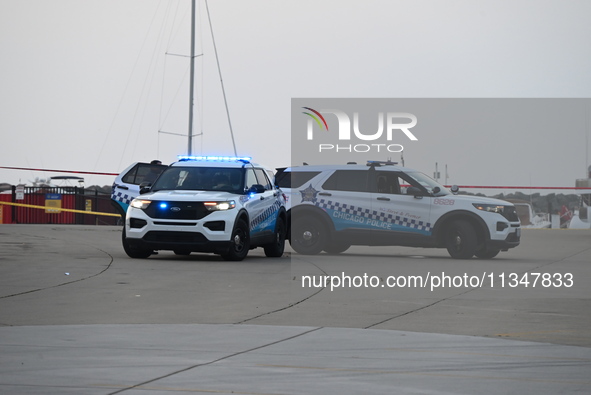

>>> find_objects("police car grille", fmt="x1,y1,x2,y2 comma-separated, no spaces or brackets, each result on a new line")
143,231,207,243
144,202,211,220
502,206,519,222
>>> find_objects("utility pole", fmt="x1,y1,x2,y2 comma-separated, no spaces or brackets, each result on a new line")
187,0,196,156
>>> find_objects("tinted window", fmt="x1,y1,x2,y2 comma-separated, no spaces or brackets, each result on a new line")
404,171,450,196
373,171,448,196
122,163,167,185
265,169,275,186
276,171,321,188
244,169,258,190
254,168,272,190
152,167,245,194
322,170,369,192
375,171,402,194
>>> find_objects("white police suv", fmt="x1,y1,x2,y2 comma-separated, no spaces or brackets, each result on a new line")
277,161,521,259
122,156,287,261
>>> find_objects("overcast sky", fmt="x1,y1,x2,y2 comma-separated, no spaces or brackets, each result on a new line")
1,0,590,191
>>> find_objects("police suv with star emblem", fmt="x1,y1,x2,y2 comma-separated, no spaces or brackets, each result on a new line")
120,156,287,261
276,161,521,259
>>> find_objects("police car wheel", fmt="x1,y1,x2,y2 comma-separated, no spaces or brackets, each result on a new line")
122,228,153,259
474,247,500,259
323,240,350,255
445,220,477,259
264,217,286,258
222,219,250,261
290,216,327,255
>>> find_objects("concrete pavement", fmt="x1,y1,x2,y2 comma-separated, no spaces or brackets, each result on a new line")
1,225,590,394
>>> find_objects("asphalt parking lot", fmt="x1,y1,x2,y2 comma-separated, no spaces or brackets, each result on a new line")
1,225,590,394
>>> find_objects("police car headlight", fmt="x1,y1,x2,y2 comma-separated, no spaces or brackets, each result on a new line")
473,203,505,214
204,200,236,211
130,199,152,210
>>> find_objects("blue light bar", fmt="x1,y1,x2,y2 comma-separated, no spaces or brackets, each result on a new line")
367,160,398,166
177,155,252,163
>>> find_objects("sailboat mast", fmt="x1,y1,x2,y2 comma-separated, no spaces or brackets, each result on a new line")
187,0,196,156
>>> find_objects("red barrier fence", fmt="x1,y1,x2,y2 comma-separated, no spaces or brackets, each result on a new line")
0,186,119,225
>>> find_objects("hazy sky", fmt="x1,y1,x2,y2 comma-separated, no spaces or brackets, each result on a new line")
1,0,590,190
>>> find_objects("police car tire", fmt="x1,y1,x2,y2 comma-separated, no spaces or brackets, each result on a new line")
323,240,351,255
290,216,327,255
445,219,477,259
264,217,286,258
474,247,500,259
222,219,250,261
122,228,153,259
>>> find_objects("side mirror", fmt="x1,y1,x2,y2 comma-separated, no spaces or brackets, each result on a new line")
450,185,459,194
406,186,424,198
248,184,266,194
432,186,441,195
139,182,152,195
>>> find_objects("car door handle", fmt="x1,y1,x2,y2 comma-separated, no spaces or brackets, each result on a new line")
115,184,129,190
377,197,390,201
318,192,332,196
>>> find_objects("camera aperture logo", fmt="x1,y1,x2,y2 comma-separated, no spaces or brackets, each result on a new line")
302,107,418,153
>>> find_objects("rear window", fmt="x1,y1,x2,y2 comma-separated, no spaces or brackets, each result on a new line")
275,170,320,188
322,170,369,193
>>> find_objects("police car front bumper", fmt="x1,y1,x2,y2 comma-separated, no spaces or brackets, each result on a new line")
488,225,521,251
125,208,235,254
125,231,232,254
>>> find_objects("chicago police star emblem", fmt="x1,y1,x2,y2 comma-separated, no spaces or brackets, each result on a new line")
299,184,318,203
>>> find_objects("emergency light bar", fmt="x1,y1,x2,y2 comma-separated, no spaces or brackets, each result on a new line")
367,160,398,166
177,155,252,163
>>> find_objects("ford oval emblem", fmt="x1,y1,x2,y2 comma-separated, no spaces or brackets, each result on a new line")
170,207,181,212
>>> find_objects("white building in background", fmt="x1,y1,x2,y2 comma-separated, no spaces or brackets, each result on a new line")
572,165,591,229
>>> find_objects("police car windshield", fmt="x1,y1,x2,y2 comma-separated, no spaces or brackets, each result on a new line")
405,172,450,196
151,167,244,194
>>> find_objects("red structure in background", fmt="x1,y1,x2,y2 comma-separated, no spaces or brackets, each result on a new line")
0,186,119,225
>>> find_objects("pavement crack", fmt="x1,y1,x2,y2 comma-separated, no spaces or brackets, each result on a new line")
364,286,476,329
234,256,328,325
106,326,323,395
0,247,114,300
364,246,591,329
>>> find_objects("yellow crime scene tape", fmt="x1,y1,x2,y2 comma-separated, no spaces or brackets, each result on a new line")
0,201,121,217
